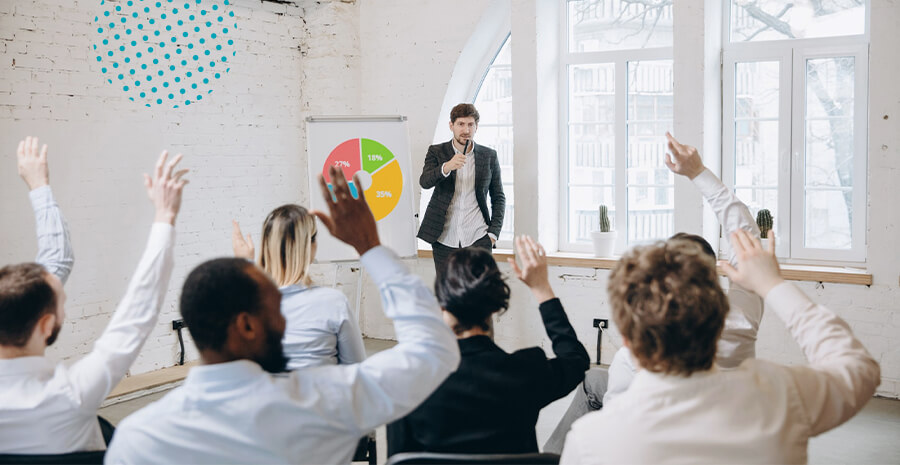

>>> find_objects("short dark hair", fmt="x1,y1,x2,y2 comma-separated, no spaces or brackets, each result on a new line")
180,258,264,352
669,232,716,258
608,240,728,376
435,248,509,334
0,263,57,347
450,103,480,124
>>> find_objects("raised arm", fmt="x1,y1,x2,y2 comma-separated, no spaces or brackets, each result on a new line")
17,137,74,284
310,166,460,432
68,151,188,410
722,230,880,435
509,235,589,406
665,132,760,265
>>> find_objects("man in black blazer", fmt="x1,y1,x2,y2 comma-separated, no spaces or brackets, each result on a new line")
418,103,506,275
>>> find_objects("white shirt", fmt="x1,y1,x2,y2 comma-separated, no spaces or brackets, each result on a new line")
29,185,74,284
437,141,491,248
602,169,766,406
105,246,461,465
562,282,880,464
279,284,366,370
0,222,175,454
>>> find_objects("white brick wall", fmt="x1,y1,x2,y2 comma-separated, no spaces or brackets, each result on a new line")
0,0,360,375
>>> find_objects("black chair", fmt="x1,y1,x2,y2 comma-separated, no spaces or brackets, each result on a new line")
0,416,114,465
385,452,561,465
352,433,377,464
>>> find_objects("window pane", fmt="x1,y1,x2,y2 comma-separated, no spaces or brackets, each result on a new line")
568,63,616,244
627,187,674,243
569,186,615,243
568,0,673,52
627,60,673,244
735,61,779,119
735,120,780,216
805,189,852,249
803,56,855,250
474,37,514,243
731,0,865,43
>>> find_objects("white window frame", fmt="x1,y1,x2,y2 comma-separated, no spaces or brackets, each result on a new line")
722,1,869,264
472,34,515,250
558,0,673,253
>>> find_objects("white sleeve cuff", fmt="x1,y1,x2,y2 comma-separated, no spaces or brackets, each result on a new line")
360,246,408,285
764,282,812,323
28,185,54,210
692,168,725,199
441,163,451,177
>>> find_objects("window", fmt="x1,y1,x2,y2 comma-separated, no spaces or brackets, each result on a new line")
473,36,515,245
561,0,674,253
723,0,868,262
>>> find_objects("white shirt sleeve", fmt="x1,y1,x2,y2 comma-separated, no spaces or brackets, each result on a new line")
766,282,880,435
294,246,460,434
692,168,761,266
335,303,367,365
29,186,74,285
602,346,637,407
65,223,176,411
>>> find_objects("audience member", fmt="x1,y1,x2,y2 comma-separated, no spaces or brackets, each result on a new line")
388,235,589,456
232,205,365,370
545,133,765,452
105,166,460,464
560,229,880,464
0,142,187,453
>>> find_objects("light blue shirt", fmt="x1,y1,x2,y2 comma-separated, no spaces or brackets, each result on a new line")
29,186,74,284
105,246,461,465
279,284,366,370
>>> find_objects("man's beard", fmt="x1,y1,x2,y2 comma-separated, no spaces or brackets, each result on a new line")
45,321,62,346
257,326,289,374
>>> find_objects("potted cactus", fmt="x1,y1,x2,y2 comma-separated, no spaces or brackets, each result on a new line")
591,204,617,257
756,209,773,249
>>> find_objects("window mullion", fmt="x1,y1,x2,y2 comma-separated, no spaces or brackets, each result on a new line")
615,58,628,252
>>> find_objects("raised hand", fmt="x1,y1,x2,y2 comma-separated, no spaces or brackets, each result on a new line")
143,151,188,226
664,132,705,180
17,136,49,190
231,220,255,260
443,153,467,173
310,165,380,255
720,229,784,298
508,235,555,303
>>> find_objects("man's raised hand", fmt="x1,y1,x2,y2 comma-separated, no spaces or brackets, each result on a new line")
664,132,705,180
310,165,380,256
443,153,467,173
143,151,188,226
17,136,50,190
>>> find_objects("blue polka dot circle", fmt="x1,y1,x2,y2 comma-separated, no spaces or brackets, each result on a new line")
93,0,237,108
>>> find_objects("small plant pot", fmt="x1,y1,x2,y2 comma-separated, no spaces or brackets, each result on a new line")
759,238,770,250
591,231,617,257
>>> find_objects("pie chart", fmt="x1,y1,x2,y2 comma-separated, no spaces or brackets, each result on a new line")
322,138,402,221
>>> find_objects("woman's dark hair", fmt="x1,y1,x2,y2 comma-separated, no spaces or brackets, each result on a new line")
435,248,509,335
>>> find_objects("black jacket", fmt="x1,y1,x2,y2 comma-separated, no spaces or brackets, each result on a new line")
417,141,506,244
387,298,589,456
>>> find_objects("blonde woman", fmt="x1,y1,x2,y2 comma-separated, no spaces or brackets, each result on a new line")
232,205,366,370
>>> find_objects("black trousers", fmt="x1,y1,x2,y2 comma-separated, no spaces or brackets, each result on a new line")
431,234,493,278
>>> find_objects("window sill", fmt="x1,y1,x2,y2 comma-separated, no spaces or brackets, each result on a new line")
416,249,872,285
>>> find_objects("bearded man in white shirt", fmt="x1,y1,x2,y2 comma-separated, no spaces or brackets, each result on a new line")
105,166,461,465
560,157,880,463
0,140,188,454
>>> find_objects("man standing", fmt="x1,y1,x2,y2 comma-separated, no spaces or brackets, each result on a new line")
418,103,505,275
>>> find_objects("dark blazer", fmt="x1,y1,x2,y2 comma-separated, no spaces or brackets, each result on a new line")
387,298,589,456
417,141,506,244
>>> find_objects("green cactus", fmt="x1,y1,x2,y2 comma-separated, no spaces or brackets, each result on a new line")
756,209,773,239
599,204,611,233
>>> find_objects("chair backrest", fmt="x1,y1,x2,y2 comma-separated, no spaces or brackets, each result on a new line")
0,450,105,465
385,452,561,465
